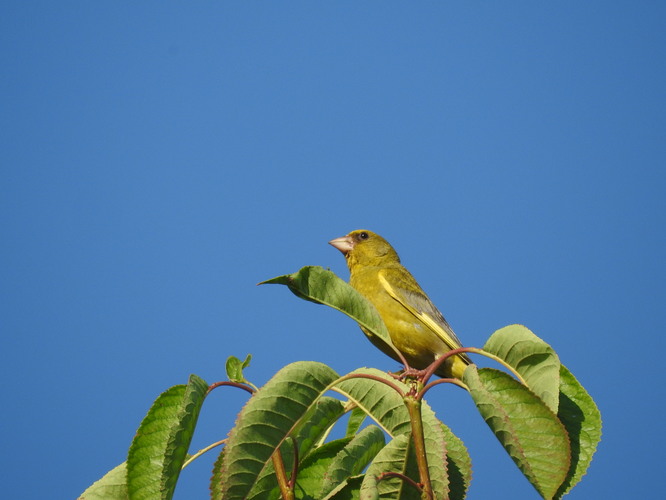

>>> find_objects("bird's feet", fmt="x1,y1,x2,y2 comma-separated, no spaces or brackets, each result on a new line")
389,366,428,382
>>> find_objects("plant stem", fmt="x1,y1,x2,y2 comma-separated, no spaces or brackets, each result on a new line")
206,380,256,395
419,377,468,400
378,471,423,492
272,448,294,500
182,439,226,469
403,393,433,500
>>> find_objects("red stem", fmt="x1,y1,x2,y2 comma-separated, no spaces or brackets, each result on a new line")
334,372,406,398
377,471,424,493
206,381,255,395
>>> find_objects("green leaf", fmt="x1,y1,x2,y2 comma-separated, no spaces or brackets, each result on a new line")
248,396,347,500
323,475,363,500
162,375,209,495
77,462,129,500
210,448,225,500
419,403,449,499
293,396,347,457
361,434,421,500
219,361,339,499
335,370,449,499
346,406,367,437
127,385,185,500
359,469,380,500
225,354,252,383
260,266,399,360
126,374,208,500
464,366,570,499
333,368,411,437
555,365,602,498
483,324,561,412
439,422,471,500
319,425,386,497
290,437,355,499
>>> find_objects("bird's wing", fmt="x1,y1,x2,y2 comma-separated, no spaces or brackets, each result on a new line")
378,269,467,353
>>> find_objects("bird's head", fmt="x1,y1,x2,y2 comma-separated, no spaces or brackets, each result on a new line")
329,230,400,268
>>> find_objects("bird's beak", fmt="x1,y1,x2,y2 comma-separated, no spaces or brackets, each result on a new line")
329,235,354,255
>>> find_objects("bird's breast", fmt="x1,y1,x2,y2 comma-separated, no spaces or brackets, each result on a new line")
351,271,449,361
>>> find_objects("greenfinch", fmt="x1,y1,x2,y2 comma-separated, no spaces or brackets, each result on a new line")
329,230,470,379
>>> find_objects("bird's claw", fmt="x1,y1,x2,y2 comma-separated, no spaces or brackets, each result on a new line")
389,367,428,381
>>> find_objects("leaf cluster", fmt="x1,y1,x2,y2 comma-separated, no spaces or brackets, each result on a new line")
79,266,601,500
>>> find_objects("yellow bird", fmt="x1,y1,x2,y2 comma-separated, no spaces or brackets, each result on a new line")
329,230,470,379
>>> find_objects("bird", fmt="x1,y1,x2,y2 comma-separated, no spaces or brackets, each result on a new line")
329,229,470,379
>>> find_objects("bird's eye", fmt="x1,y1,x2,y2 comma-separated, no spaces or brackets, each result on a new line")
359,232,369,240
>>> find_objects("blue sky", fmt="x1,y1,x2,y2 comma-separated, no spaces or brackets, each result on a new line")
2,2,664,499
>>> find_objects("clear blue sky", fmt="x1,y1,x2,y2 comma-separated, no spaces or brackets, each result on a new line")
2,2,664,499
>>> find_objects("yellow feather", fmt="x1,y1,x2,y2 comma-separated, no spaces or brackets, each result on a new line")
378,272,460,351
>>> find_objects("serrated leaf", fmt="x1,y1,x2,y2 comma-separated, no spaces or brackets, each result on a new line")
346,406,367,437
333,368,411,437
260,266,400,360
483,324,561,412
127,374,208,500
293,396,347,457
439,423,472,500
419,403,449,499
225,354,252,383
210,448,225,500
127,385,185,500
464,366,570,499
359,470,380,500
78,462,129,500
324,474,363,500
361,434,420,500
161,375,209,495
219,361,339,499
335,370,449,499
248,396,347,500
289,437,355,499
319,425,386,497
555,365,602,498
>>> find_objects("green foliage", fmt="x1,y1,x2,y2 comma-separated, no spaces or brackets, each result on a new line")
79,266,601,500
346,407,368,437
483,324,561,412
220,361,339,499
78,462,129,500
464,367,570,499
225,354,252,384
126,374,208,500
361,433,418,499
439,422,471,500
318,426,386,498
555,365,602,499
